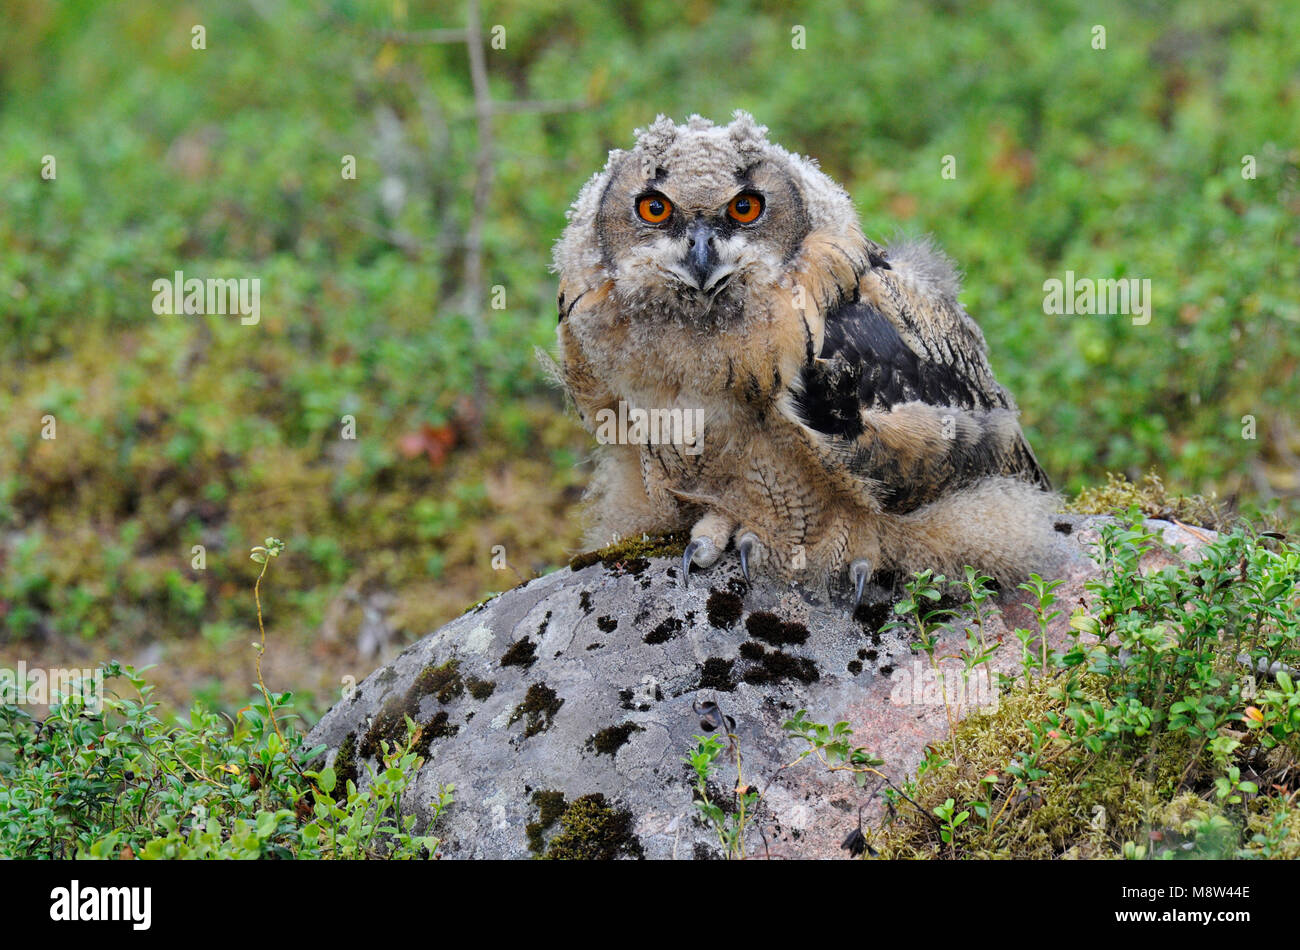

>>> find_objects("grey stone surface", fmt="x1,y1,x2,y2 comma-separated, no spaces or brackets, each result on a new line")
305,514,1215,859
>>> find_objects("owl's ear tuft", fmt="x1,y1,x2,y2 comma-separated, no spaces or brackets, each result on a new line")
633,114,680,160
727,110,769,161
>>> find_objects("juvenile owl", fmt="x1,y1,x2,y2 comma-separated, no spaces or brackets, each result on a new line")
553,111,1057,605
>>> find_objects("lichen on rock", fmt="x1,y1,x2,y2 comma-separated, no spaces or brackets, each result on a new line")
306,516,1220,859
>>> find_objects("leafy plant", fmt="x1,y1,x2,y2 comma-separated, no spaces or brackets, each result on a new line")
0,662,452,859
873,519,1300,859
683,733,758,860
302,722,453,860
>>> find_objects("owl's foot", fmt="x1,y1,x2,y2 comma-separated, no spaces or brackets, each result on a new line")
681,527,765,587
681,511,735,588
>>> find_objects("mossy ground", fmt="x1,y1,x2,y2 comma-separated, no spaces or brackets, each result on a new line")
568,532,689,572
870,672,1296,860
538,793,644,860
1066,471,1234,530
1,370,589,720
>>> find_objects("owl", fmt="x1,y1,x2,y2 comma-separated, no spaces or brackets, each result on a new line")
552,112,1057,606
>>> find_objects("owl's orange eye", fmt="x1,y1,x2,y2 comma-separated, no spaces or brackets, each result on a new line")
636,194,673,224
727,192,764,223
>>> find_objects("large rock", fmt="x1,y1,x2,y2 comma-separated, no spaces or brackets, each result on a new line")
306,515,1215,859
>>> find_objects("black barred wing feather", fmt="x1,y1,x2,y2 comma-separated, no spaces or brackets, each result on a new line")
792,271,1050,512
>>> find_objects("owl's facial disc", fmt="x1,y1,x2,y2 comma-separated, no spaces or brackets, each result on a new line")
592,142,812,321
628,187,739,293
635,194,763,295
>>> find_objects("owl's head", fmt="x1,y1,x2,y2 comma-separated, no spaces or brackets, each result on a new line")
555,112,863,325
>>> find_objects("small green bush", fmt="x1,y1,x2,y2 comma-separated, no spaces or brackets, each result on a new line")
874,519,1300,858
0,662,451,859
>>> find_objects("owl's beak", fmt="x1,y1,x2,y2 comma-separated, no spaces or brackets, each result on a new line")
684,221,721,290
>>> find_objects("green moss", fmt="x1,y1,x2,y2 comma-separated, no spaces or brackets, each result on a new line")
413,659,464,704
596,616,618,633
705,589,744,628
745,611,809,646
586,721,644,757
332,731,358,803
569,532,688,572
535,790,568,827
359,692,417,760
500,637,538,670
509,682,564,738
1245,797,1300,859
413,711,459,754
541,793,644,860
1067,471,1230,530
869,674,1244,859
359,658,466,759
526,789,568,854
466,676,496,700
461,593,500,616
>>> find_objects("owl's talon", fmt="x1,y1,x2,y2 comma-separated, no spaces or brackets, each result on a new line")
681,537,717,588
681,543,698,588
850,558,872,611
737,532,759,585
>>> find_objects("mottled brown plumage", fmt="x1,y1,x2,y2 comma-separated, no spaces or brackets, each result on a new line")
552,112,1057,601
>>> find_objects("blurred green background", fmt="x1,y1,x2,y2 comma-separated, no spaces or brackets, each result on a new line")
1,0,1296,718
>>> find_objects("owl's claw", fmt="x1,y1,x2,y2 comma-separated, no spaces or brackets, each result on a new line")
681,543,698,587
737,532,759,585
681,537,717,588
850,558,872,611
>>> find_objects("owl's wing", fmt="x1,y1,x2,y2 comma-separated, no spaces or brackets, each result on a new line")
791,263,1050,512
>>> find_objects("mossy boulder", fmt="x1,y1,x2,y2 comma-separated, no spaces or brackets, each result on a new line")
306,516,1215,858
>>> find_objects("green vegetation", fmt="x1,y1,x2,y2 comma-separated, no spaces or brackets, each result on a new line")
1067,470,1233,529
685,732,761,859
873,520,1300,858
0,539,453,859
0,0,1296,858
0,660,452,859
